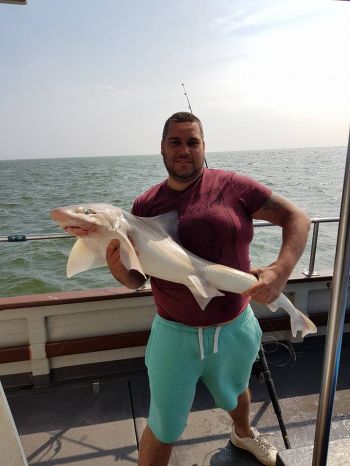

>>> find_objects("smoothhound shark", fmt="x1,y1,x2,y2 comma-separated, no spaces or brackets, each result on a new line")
51,203,317,338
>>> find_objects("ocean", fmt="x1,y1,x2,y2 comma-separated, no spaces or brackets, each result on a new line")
0,146,346,298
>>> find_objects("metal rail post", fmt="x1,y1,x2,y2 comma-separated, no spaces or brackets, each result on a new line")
303,221,320,277
0,382,28,465
312,130,350,466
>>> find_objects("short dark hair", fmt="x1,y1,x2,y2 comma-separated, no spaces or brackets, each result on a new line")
162,112,204,140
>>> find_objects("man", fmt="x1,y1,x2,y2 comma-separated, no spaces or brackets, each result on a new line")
106,112,310,466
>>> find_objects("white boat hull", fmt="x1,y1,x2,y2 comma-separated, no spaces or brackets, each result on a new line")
0,271,349,388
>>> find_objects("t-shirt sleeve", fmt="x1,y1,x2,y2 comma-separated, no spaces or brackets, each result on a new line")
230,172,272,215
132,193,154,216
131,182,164,217
131,198,140,216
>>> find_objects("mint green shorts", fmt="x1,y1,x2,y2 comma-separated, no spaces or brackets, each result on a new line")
145,305,262,443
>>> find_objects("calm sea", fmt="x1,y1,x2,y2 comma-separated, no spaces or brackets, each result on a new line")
0,147,346,298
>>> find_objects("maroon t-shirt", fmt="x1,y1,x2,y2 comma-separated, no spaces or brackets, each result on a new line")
132,168,272,326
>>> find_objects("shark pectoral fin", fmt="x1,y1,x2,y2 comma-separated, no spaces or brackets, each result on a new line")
118,232,147,279
188,275,224,310
67,238,107,277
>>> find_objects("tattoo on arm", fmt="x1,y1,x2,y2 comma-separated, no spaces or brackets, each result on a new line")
253,193,299,224
261,194,285,212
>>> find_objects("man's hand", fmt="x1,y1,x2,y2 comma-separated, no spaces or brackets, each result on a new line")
106,239,146,289
242,263,289,304
106,239,127,277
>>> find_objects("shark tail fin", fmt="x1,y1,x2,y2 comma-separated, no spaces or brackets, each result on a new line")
290,310,318,338
270,294,317,338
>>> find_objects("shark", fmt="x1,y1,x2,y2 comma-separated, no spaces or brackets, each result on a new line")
50,203,317,338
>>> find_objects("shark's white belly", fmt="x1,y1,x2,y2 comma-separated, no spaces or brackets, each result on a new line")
136,236,197,285
133,234,255,293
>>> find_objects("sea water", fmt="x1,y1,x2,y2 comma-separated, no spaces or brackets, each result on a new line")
0,146,346,297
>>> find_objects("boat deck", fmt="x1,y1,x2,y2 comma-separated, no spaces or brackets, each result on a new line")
5,334,350,466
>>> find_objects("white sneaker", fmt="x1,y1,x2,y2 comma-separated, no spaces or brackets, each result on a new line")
230,426,278,466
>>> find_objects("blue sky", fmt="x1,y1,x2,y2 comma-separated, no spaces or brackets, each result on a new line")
0,0,349,159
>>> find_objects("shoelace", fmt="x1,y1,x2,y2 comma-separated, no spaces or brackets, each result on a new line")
255,434,276,453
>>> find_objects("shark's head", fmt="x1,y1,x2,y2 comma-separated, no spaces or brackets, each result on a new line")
50,203,123,237
51,203,132,278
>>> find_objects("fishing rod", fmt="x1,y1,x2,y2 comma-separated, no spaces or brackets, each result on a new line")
181,83,193,113
181,82,208,168
0,233,72,242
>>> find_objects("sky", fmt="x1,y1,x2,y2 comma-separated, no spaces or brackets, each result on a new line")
0,0,349,159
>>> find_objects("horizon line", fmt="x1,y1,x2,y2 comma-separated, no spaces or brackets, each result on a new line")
0,144,346,162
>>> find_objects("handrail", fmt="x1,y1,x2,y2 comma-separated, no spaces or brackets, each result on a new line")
304,217,339,277
0,216,340,278
253,216,339,227
252,217,339,278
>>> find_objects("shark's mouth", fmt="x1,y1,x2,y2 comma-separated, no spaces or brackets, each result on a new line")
62,221,98,230
51,210,99,235
63,223,89,230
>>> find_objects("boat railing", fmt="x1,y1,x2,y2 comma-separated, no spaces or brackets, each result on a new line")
0,216,340,279
253,216,339,278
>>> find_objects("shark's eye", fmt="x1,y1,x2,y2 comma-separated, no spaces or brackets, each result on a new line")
82,208,96,215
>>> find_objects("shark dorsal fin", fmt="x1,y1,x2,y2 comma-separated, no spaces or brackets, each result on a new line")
139,210,180,243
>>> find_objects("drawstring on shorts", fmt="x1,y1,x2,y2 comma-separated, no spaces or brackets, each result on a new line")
213,326,222,353
198,328,205,360
198,325,223,360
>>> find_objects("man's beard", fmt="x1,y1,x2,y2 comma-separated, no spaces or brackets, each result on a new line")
163,157,203,183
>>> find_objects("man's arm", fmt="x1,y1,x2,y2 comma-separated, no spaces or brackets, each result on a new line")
242,192,311,304
106,239,147,289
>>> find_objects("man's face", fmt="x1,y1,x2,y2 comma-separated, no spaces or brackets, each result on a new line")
161,121,205,187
